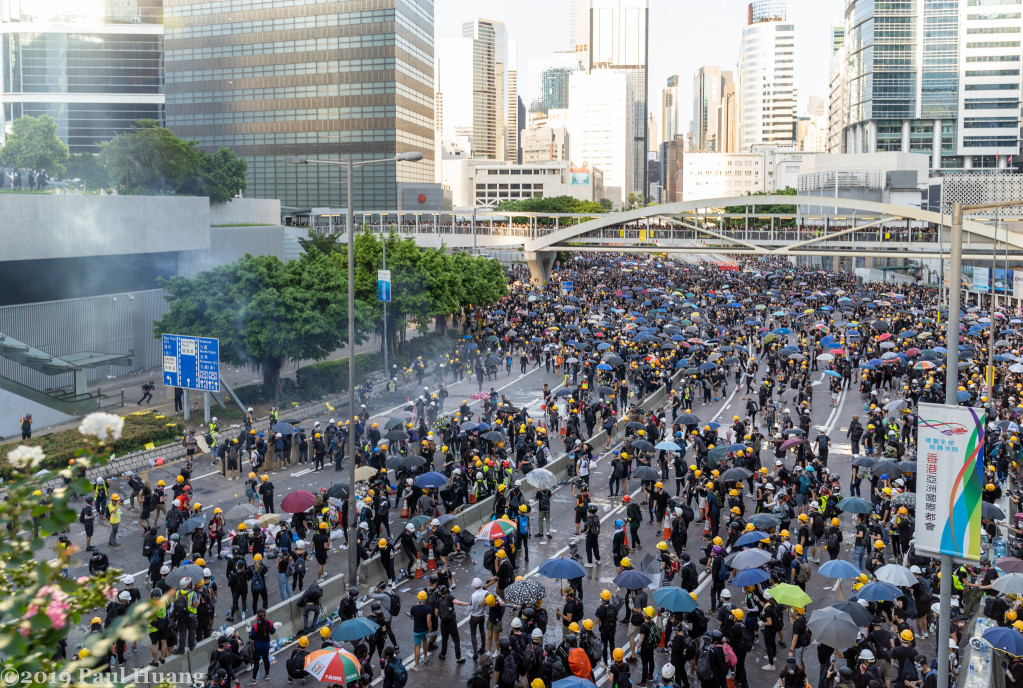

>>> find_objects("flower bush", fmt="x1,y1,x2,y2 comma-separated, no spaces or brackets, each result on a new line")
0,413,158,686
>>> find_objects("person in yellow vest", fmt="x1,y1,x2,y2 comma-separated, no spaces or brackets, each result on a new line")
107,494,122,547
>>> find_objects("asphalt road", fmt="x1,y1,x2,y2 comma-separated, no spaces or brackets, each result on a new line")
50,353,935,688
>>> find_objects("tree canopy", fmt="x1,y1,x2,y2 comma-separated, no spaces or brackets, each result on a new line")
178,146,248,203
99,119,202,194
153,252,372,398
723,187,797,214
495,195,608,214
0,114,70,177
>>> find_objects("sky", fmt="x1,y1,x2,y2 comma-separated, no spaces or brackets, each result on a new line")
436,0,844,129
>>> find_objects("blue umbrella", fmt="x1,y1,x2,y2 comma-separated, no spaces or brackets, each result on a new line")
331,617,380,641
698,362,718,372
957,390,972,403
837,497,872,514
613,569,653,589
415,471,449,489
732,568,771,587
825,370,842,378
596,363,613,371
734,531,771,548
818,560,862,580
537,557,586,580
983,627,1023,656
652,586,699,613
553,678,597,688
853,581,903,602
655,441,681,451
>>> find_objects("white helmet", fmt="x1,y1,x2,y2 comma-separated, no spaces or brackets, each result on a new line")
118,590,131,601
406,478,414,485
160,565,171,575
430,518,440,527
296,540,306,548
472,578,484,588
225,626,236,636
858,649,874,661
511,618,522,629
203,568,212,577
477,472,484,480
662,664,676,680
531,628,543,639
329,418,335,424
247,407,254,413
359,522,369,530
212,417,218,422
121,574,135,585
406,523,415,532
909,565,922,574
179,576,192,587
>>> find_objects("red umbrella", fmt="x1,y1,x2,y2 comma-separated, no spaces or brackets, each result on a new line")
905,347,921,356
878,333,892,341
780,438,804,451
829,349,847,355
280,490,317,513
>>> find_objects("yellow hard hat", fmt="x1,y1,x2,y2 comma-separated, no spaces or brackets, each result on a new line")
418,591,428,601
620,557,631,568
320,627,331,638
299,636,309,648
643,606,656,618
613,648,625,662
657,541,668,550
900,629,915,642
601,589,612,600
732,609,745,621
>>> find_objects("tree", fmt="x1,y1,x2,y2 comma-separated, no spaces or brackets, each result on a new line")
298,231,345,255
0,114,70,177
154,252,371,398
599,198,614,211
179,147,248,203
63,151,108,189
99,119,201,194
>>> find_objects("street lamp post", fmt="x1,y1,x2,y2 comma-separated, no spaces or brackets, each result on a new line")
286,151,423,588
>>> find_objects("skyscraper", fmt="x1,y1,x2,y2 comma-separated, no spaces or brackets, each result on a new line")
662,75,680,144
738,0,797,150
692,66,733,151
506,40,519,162
569,0,591,56
0,0,165,153
567,70,634,206
588,0,649,196
164,0,434,210
830,0,1021,172
462,18,508,161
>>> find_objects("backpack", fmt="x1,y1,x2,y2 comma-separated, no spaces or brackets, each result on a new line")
798,474,811,494
79,506,91,525
438,596,456,623
681,504,695,523
780,543,794,569
499,652,517,686
386,590,401,617
827,531,839,552
647,621,661,647
521,645,540,674
286,649,306,675
172,594,189,621
251,569,265,593
128,475,144,492
796,561,811,584
389,659,408,688
609,662,631,688
716,558,731,581
695,643,716,681
720,642,737,668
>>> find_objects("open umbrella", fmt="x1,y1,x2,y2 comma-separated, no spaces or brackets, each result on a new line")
304,648,361,684
325,484,348,499
226,503,258,521
721,467,753,481
734,531,771,548
553,678,598,688
526,468,559,491
415,472,449,489
477,519,517,540
655,441,682,451
984,502,1007,520
818,560,861,580
538,557,586,580
873,564,918,587
331,617,380,642
983,627,1023,656
808,607,860,650
829,601,872,626
652,586,698,613
280,490,317,514
767,583,812,608
996,557,1023,574
503,579,546,605
992,573,1023,595
632,440,655,453
179,515,206,535
854,581,902,602
726,548,773,571
614,569,653,589
165,564,204,589
257,513,281,527
631,466,661,481
837,497,872,514
732,568,771,587
747,513,781,530
354,466,378,482
271,422,298,435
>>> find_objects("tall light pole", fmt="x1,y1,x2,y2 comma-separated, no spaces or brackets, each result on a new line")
286,151,423,588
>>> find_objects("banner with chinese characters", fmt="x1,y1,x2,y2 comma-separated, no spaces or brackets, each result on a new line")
914,403,985,561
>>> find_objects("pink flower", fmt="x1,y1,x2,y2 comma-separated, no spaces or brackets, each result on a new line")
23,603,39,620
46,603,69,630
76,576,89,584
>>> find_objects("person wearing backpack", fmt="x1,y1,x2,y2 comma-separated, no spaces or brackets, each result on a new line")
79,497,96,552
825,517,843,561
608,647,632,688
436,584,468,664
727,609,752,688
468,654,493,688
787,606,809,672
777,656,806,688
493,636,518,688
382,646,408,688
694,633,726,688
789,545,811,590
637,606,658,687
760,593,783,670
285,635,310,684
249,607,277,683
250,553,269,611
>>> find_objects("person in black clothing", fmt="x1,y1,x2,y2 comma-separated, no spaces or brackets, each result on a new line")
338,586,358,621
435,585,469,664
138,381,154,405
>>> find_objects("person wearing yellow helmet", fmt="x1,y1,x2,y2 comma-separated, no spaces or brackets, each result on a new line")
411,589,434,670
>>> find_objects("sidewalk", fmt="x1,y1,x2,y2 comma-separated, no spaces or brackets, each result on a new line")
5,331,397,443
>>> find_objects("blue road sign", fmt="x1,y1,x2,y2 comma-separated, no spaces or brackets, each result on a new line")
162,334,221,392
377,269,391,302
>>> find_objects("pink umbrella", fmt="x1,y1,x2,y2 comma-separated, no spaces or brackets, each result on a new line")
280,490,317,513
780,438,804,451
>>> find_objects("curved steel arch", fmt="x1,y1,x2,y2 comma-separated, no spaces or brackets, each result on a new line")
523,194,1019,253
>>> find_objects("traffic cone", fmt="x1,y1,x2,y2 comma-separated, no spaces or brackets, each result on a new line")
414,553,424,579
401,505,409,519
426,544,437,570
662,515,672,540
623,527,629,549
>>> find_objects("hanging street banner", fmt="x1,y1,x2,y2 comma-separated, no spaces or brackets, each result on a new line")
377,270,391,302
914,402,985,561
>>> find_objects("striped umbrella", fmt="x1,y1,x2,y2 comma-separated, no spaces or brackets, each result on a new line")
477,518,517,540
303,648,362,684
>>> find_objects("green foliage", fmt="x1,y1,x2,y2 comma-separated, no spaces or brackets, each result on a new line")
298,231,345,255
154,252,372,399
178,146,248,204
0,114,70,177
723,187,798,214
99,119,202,194
0,412,182,478
0,417,159,684
495,195,608,215
599,198,614,211
63,152,109,189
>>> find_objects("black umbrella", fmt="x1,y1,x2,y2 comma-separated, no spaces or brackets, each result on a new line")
271,422,297,435
632,439,655,453
721,467,753,481
677,413,701,425
179,515,206,535
983,502,1006,520
384,430,408,442
385,455,407,470
631,466,660,481
165,564,204,589
851,456,876,468
748,513,781,530
399,455,427,470
482,431,504,442
872,461,902,478
829,601,872,626
503,579,546,605
326,484,349,499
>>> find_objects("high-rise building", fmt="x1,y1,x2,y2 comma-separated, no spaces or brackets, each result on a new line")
0,0,165,153
738,0,797,150
569,0,591,56
830,0,1022,172
831,23,845,54
692,67,733,151
662,75,680,145
164,0,434,210
526,51,582,113
567,70,634,206
506,39,519,162
588,0,649,196
522,125,569,163
721,82,740,153
462,18,508,161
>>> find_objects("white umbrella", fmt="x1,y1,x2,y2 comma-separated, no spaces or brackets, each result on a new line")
992,572,1023,595
816,353,834,362
525,468,558,490
873,564,917,587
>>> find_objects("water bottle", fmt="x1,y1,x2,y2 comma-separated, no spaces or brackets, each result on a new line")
220,624,226,635
241,610,247,622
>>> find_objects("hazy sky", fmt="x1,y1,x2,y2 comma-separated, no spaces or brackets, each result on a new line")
436,0,844,128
